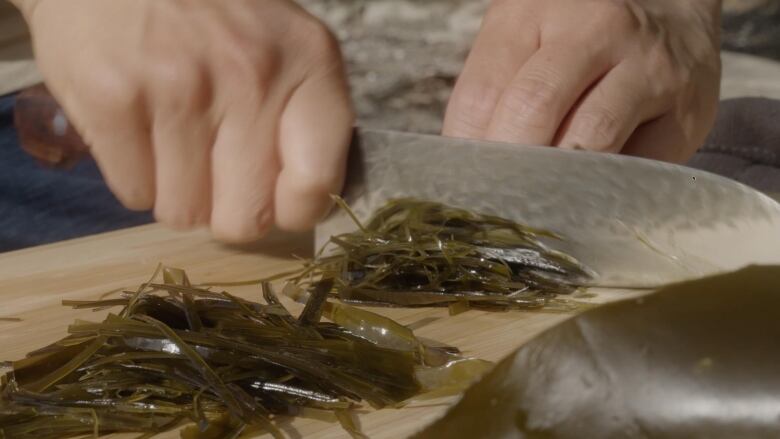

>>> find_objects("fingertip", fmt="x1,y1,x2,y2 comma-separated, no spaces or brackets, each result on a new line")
274,170,339,232
87,118,157,213
105,178,155,212
621,115,693,163
210,207,274,244
153,203,210,231
557,141,584,151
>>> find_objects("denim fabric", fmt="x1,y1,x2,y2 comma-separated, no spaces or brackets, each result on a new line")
0,93,153,252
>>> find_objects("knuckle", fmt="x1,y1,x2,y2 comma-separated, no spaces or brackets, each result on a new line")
645,46,675,74
215,31,280,86
149,57,192,84
551,3,638,52
289,16,342,71
80,67,139,111
597,1,640,31
644,50,686,99
483,0,539,38
500,76,562,128
297,17,339,55
252,42,283,77
570,109,624,151
111,182,155,211
148,58,209,108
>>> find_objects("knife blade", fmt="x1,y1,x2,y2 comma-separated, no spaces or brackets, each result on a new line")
15,86,780,288
315,129,780,288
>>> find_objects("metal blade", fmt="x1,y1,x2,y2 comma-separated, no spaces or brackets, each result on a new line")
315,128,780,288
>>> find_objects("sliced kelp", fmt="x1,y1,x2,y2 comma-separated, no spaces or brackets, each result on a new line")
294,198,593,311
0,267,489,439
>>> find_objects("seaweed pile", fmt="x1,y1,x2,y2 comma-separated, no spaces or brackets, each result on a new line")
295,198,593,311
0,199,594,437
0,267,490,438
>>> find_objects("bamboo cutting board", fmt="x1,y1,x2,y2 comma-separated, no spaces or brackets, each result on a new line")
0,224,642,438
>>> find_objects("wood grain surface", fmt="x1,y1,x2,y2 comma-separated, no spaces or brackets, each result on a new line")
0,224,643,438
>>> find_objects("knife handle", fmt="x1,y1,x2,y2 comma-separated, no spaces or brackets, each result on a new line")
13,84,91,168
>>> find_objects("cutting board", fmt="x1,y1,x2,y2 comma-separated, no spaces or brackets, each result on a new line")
0,224,643,438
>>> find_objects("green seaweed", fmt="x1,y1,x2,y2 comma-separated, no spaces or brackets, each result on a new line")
0,267,489,438
294,198,593,311
414,266,780,439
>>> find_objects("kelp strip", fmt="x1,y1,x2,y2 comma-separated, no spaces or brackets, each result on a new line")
293,198,594,311
0,267,490,438
414,266,780,439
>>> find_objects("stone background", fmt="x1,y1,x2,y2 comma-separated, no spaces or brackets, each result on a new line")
300,0,488,133
722,0,780,60
298,0,780,134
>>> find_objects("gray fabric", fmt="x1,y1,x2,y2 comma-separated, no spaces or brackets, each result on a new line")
689,97,780,192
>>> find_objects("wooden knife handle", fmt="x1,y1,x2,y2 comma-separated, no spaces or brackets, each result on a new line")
14,84,91,168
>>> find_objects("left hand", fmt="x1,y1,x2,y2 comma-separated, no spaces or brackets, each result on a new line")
443,0,722,163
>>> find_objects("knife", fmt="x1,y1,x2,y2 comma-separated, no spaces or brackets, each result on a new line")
15,85,780,288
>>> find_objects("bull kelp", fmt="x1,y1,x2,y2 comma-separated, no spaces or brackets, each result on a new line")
295,198,593,311
414,265,780,439
0,267,491,438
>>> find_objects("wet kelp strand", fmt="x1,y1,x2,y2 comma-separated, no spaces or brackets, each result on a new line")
293,198,594,311
0,267,490,438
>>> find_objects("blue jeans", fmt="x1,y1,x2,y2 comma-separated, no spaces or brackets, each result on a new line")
0,93,153,252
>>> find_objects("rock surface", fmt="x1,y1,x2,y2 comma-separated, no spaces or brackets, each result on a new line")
300,0,488,133
299,1,780,134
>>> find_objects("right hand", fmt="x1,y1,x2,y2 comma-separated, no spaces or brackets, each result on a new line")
443,0,721,163
15,0,354,242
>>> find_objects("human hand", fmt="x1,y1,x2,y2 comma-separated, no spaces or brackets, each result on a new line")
13,0,354,242
443,0,722,163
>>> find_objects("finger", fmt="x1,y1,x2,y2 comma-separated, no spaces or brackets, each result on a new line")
65,72,155,211
210,98,280,244
441,6,540,139
621,85,719,163
275,65,354,232
556,62,670,154
148,65,214,229
485,44,612,146
621,114,694,163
